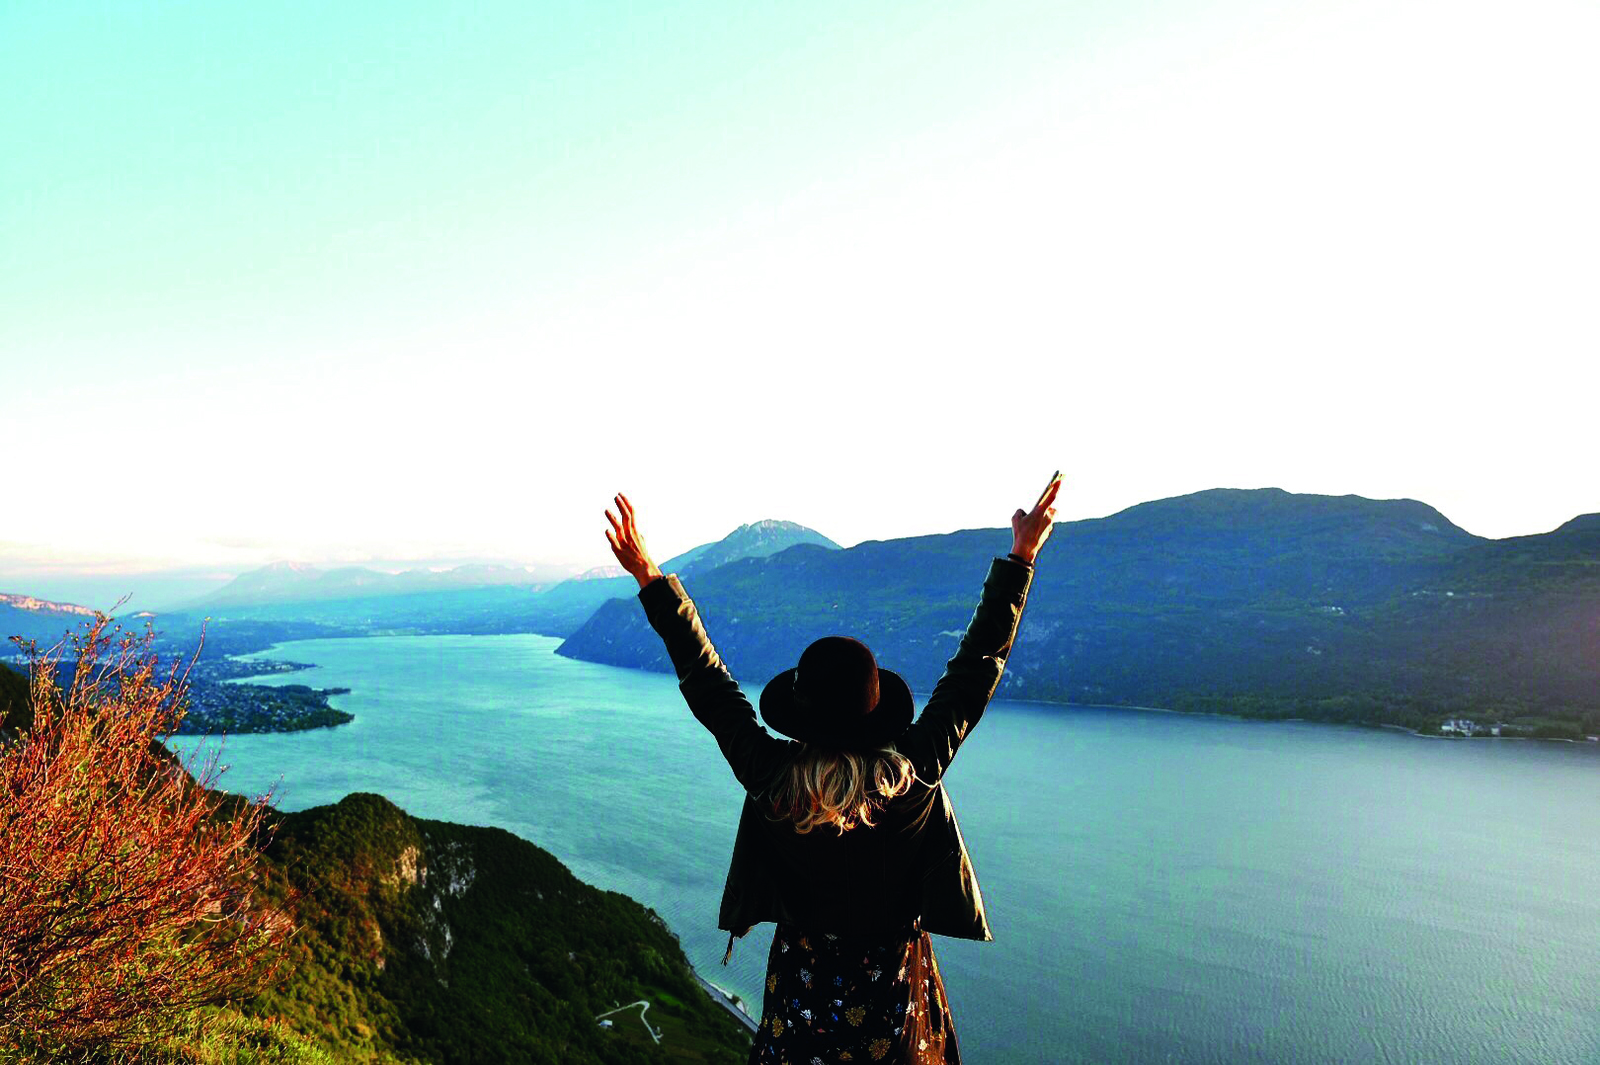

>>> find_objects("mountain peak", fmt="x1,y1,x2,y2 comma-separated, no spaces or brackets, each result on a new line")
1098,488,1478,545
262,561,319,574
738,518,811,532
672,519,840,576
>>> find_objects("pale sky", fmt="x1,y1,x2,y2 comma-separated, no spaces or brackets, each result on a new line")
4,0,1596,606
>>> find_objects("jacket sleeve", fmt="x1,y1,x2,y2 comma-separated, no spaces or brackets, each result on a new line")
638,574,793,794
897,556,1033,784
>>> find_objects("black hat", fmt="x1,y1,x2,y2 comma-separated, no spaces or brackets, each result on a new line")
759,635,913,749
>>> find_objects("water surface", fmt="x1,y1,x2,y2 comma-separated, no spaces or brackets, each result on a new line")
174,634,1600,1064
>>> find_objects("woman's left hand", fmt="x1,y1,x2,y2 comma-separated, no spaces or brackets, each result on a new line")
1011,472,1062,563
605,493,663,589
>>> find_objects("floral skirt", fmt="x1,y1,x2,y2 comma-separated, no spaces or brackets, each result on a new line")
750,919,961,1064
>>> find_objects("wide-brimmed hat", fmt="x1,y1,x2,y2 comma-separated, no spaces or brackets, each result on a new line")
759,635,913,749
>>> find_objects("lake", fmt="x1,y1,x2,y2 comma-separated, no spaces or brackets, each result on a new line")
172,634,1600,1064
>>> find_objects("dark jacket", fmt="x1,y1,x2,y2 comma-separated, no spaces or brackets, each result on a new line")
638,555,1034,944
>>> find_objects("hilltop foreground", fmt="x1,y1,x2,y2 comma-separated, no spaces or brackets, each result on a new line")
0,663,750,1064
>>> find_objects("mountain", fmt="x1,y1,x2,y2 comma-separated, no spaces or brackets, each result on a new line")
555,490,1600,737
669,520,841,575
471,520,842,638
575,565,628,581
0,591,99,650
179,522,840,637
1375,507,1600,716
199,561,325,606
193,560,582,610
204,520,841,638
242,792,750,1063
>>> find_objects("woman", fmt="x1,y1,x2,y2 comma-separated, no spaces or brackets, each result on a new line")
603,477,1059,1064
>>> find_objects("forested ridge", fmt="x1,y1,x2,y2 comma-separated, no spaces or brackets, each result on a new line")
558,489,1600,738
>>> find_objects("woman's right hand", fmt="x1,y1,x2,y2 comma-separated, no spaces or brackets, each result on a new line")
1011,473,1062,563
605,493,664,589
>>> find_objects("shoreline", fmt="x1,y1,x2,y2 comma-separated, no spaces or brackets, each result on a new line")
692,972,757,1033
227,635,1599,747
179,651,353,735
218,656,317,684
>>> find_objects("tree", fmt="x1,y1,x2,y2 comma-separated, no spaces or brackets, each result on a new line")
0,617,290,1058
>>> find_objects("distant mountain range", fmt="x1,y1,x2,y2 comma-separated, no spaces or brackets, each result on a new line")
6,492,1596,737
451,519,842,637
154,519,841,635
192,559,583,609
0,592,101,651
555,489,1600,737
187,521,840,616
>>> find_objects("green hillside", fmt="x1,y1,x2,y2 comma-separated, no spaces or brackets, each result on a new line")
0,662,30,737
241,794,750,1064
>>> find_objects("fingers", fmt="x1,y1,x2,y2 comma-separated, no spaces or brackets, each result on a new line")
617,493,634,523
605,509,624,538
604,528,620,551
1036,475,1062,513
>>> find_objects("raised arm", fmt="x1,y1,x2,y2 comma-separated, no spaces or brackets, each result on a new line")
606,493,791,793
896,474,1060,783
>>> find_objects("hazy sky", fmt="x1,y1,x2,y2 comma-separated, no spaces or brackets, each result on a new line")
4,0,1596,601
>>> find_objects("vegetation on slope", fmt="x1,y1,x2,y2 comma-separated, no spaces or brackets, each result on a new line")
242,794,750,1064
0,630,284,1062
0,662,29,737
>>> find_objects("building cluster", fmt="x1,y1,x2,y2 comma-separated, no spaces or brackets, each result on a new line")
1438,718,1501,737
179,679,351,735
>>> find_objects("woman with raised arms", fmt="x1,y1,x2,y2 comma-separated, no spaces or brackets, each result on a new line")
603,475,1060,1064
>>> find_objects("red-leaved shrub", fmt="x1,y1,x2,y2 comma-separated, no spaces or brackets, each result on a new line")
0,618,289,1056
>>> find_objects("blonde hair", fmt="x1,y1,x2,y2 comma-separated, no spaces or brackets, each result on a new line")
767,745,919,835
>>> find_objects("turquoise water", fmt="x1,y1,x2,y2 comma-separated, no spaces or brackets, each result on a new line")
173,634,1600,1064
